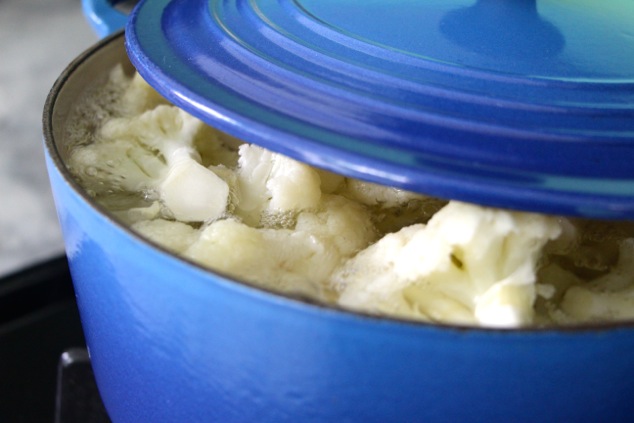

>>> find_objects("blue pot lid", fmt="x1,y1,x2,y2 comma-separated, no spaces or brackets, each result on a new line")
126,0,634,219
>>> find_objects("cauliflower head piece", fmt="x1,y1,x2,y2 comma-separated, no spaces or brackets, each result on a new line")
333,202,562,327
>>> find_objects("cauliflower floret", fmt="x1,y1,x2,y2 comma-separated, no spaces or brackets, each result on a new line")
185,219,266,275
235,144,322,225
184,218,326,298
295,195,377,260
193,124,242,169
131,218,199,254
111,201,162,226
69,103,229,223
314,168,345,193
337,178,425,208
333,202,562,327
336,178,447,234
159,146,229,222
68,137,164,195
184,195,376,301
558,238,634,322
115,68,170,116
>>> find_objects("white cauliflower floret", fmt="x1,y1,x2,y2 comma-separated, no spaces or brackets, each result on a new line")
69,104,229,223
337,178,425,208
333,202,562,327
558,238,634,322
335,178,446,234
68,137,164,195
184,195,376,301
131,218,199,254
111,201,162,226
159,145,229,222
184,218,325,298
314,168,345,193
295,195,376,260
235,144,322,224
114,68,169,116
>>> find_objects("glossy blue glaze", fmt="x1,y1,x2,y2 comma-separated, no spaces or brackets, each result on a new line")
43,33,634,423
126,0,634,218
82,0,128,37
44,151,634,423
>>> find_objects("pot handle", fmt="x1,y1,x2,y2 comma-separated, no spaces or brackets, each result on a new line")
82,0,135,38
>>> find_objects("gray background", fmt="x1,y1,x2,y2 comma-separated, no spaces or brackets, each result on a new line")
0,0,97,276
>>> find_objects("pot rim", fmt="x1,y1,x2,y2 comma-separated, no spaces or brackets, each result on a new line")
43,30,634,335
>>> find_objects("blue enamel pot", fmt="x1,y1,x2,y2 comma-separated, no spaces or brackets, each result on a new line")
42,29,634,423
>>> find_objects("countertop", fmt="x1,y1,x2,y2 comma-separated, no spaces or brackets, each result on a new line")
0,0,97,277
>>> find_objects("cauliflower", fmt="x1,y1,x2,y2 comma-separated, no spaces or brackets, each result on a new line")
131,218,200,254
333,202,562,327
185,218,326,298
68,67,634,328
114,68,170,116
552,238,634,322
337,178,425,208
234,144,322,225
184,195,376,300
68,78,230,223
335,178,447,234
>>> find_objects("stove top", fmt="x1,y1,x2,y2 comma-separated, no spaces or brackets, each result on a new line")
55,349,110,423
0,256,109,422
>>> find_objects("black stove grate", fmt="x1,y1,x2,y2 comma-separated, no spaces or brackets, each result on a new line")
55,349,111,423
0,256,99,422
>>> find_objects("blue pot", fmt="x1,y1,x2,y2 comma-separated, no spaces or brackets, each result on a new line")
43,30,634,423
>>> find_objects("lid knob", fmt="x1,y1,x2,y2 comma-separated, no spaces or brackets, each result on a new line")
440,0,564,60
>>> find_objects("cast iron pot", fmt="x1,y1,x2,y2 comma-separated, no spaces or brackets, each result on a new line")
43,29,634,423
